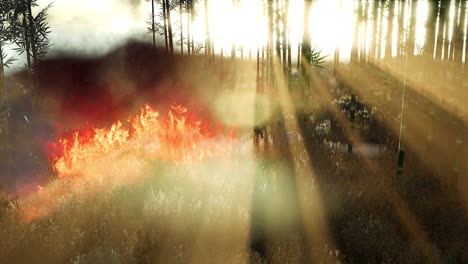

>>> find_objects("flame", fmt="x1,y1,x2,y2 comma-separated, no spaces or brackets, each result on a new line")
15,103,238,223
52,104,235,178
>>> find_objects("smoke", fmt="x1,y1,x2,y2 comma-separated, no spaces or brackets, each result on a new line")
4,0,147,74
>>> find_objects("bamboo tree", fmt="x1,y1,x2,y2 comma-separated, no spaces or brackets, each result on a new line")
151,0,156,49
397,39,409,176
407,0,417,57
351,0,361,63
369,0,379,62
385,0,394,59
286,0,292,83
301,0,312,95
275,0,281,65
230,0,235,61
162,0,169,51
348,94,356,153
454,0,465,64
424,1,439,58
396,0,406,57
147,0,172,52
435,2,448,60
186,0,191,54
0,0,17,126
189,0,195,54
360,0,369,64
179,0,184,55
281,0,287,73
376,0,384,60
10,0,52,110
204,0,210,63
165,0,174,54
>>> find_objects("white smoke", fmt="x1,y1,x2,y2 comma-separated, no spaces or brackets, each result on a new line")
5,0,148,75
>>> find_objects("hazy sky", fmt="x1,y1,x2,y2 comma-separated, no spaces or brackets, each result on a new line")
6,0,148,73
41,0,146,52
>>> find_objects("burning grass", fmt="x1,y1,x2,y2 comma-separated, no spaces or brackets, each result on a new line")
0,102,260,263
52,104,236,178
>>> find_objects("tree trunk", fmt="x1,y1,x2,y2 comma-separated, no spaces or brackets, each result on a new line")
302,0,312,72
424,1,439,58
396,0,406,58
407,0,417,57
0,42,8,141
453,0,465,63
166,0,174,54
179,0,183,55
300,0,314,101
231,43,235,61
435,2,448,60
22,8,31,71
360,0,369,64
0,42,5,102
275,0,281,65
204,0,210,60
151,0,156,50
385,0,394,59
297,40,300,70
27,0,37,64
352,0,362,63
376,0,384,60
162,0,169,52
186,1,191,55
282,0,287,73
286,0,291,81
369,1,379,62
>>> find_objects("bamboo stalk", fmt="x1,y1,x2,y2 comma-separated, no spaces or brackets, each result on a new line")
397,48,409,176
348,94,356,154
151,0,156,50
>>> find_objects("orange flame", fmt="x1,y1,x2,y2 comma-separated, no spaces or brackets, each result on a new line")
15,104,238,223
52,104,235,178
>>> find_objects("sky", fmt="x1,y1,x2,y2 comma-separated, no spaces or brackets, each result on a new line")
5,0,148,74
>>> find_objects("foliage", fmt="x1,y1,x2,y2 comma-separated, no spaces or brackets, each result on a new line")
303,47,328,68
10,1,53,63
0,0,18,68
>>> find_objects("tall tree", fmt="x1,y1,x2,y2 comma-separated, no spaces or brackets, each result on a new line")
162,0,169,51
165,0,174,54
351,0,362,63
407,0,417,57
360,0,369,64
150,0,156,49
396,0,406,57
186,0,192,54
204,0,210,63
385,0,394,59
231,0,236,62
11,0,52,109
147,0,170,52
286,0,292,81
0,0,17,134
435,1,448,60
376,0,384,60
369,0,379,62
301,0,312,73
453,0,465,63
424,0,439,58
179,0,184,55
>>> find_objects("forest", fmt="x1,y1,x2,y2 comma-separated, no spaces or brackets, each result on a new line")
1,0,468,263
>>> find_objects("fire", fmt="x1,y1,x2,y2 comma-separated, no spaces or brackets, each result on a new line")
52,104,235,178
15,103,238,223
